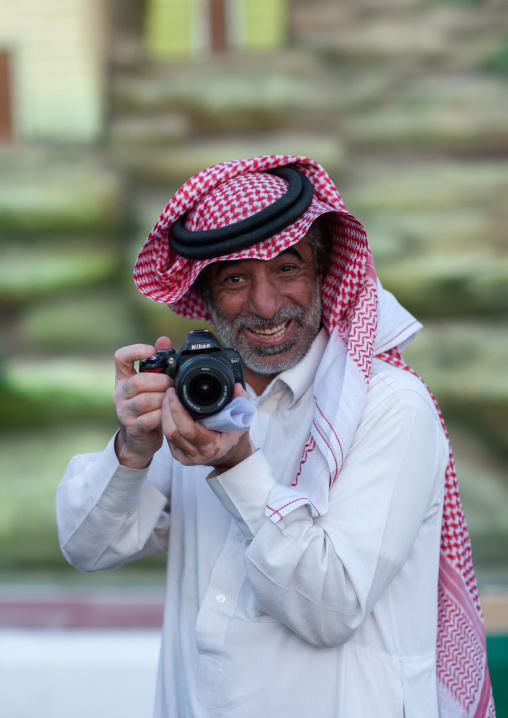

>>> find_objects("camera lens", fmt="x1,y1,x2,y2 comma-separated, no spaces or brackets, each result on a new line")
176,355,235,417
188,374,222,406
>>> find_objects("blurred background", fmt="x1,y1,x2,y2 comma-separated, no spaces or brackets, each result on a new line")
0,0,507,715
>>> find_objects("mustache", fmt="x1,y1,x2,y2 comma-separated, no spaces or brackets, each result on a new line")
232,305,303,332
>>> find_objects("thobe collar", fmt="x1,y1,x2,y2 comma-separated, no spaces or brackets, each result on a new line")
246,327,329,409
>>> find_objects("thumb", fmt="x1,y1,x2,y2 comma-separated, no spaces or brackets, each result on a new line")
154,336,174,352
233,383,250,401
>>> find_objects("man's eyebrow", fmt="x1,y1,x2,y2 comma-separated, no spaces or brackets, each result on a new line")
279,246,304,261
214,259,242,278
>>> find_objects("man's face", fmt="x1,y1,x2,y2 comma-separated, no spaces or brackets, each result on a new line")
201,239,323,388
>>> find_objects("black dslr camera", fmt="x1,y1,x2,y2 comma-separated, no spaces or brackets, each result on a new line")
139,329,245,419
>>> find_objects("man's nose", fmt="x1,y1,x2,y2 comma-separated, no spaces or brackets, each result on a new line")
247,274,285,319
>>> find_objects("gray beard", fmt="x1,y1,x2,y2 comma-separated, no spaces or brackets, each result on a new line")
207,279,323,376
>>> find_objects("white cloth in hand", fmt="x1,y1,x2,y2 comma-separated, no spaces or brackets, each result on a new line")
198,397,255,432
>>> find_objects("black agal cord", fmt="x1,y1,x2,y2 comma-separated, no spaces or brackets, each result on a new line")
168,167,314,260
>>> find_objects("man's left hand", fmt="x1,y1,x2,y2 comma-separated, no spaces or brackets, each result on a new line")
162,383,255,473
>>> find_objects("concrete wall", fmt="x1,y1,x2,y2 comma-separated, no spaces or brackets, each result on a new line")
0,0,107,141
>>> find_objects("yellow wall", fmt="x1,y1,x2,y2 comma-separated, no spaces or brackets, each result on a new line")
144,0,288,59
0,0,106,141
243,0,287,50
145,0,195,59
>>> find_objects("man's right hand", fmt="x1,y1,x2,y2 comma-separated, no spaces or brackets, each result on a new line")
113,337,173,469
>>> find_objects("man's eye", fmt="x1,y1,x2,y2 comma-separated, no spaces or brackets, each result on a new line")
225,275,245,284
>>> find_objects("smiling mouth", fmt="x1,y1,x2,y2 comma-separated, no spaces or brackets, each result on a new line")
248,321,289,339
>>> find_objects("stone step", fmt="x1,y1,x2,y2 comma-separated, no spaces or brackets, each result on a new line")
449,424,508,582
0,147,125,238
14,289,138,352
295,0,507,71
110,53,340,125
109,49,402,131
344,73,508,152
346,158,508,213
112,132,345,186
343,158,508,316
404,318,508,457
0,241,122,307
0,586,164,629
109,112,190,149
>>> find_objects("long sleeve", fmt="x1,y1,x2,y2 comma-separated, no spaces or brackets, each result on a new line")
207,367,448,648
56,434,172,572
55,359,450,716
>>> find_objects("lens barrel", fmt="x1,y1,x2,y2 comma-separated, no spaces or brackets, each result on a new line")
176,354,235,417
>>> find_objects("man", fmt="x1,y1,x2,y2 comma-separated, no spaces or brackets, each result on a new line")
56,155,494,717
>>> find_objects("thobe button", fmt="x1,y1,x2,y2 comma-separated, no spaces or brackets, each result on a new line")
215,594,226,604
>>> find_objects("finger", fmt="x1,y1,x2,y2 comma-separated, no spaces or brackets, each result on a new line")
123,407,164,435
161,389,190,456
162,388,215,455
154,336,173,352
125,389,169,419
117,371,171,401
166,388,215,444
162,387,194,438
233,382,250,401
114,343,155,382
116,387,167,428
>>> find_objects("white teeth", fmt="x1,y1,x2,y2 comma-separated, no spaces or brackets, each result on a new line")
251,322,288,338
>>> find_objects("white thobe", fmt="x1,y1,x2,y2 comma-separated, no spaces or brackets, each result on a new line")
56,330,449,718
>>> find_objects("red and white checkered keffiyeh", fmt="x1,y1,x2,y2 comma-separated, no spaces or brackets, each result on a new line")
134,154,494,718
